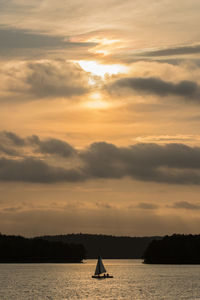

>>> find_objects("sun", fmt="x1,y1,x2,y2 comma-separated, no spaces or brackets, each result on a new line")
75,60,127,77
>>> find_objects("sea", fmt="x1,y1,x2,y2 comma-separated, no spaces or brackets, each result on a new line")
0,259,200,299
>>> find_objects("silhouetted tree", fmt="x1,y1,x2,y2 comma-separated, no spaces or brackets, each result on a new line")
143,234,200,264
0,234,85,263
39,233,160,258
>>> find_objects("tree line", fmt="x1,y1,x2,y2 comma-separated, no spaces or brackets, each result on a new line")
143,234,200,264
0,234,85,263
40,233,160,258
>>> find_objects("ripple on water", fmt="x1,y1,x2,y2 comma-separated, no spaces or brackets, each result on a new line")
0,260,200,299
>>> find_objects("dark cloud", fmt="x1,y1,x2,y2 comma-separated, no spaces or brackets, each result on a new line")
118,44,200,64
139,44,200,57
137,202,159,210
171,201,200,210
108,77,199,100
81,142,200,184
80,142,124,179
0,27,95,50
0,157,85,183
0,144,19,156
28,135,76,157
2,132,200,184
3,131,25,146
0,131,24,156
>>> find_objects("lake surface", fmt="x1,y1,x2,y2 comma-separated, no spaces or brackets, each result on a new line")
0,259,200,299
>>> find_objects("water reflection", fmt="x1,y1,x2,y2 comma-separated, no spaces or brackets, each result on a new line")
0,260,199,299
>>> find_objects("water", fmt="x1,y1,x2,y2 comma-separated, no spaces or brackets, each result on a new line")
0,259,200,299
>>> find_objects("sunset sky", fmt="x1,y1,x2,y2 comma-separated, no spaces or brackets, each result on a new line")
1,0,200,236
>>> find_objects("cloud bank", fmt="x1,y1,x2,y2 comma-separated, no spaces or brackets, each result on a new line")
1,132,200,185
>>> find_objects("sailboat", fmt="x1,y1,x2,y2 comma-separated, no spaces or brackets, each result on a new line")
92,256,113,279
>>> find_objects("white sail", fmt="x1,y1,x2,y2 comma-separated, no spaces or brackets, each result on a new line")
94,256,106,275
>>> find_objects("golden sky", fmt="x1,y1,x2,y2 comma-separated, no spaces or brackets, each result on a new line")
1,0,200,236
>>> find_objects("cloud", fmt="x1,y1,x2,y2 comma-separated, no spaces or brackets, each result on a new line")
0,205,197,236
24,60,90,98
0,145,19,156
137,202,159,210
0,131,24,156
28,135,76,157
0,157,85,183
134,135,200,144
138,44,200,57
171,201,200,210
0,27,94,49
0,60,90,101
0,26,96,59
108,77,200,100
3,131,25,146
2,132,200,184
81,142,200,184
1,0,200,67
80,142,124,179
0,132,76,158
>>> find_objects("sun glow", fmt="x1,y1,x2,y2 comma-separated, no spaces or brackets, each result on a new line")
76,60,127,77
84,92,110,109
88,38,121,56
87,38,120,45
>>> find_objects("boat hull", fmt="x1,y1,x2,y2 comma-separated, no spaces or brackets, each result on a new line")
92,275,113,279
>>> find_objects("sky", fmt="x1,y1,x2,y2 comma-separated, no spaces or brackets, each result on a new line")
1,0,200,237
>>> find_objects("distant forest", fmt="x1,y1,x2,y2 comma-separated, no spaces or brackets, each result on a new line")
1,233,200,263
39,234,160,259
144,234,200,264
0,234,85,263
